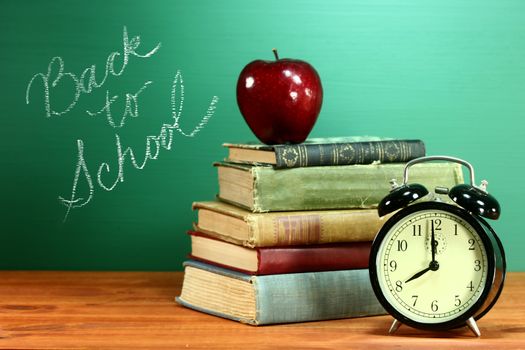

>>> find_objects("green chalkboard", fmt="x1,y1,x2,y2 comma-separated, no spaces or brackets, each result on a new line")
1,0,524,271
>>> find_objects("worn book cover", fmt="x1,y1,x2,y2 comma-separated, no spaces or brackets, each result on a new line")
193,201,387,247
215,162,464,212
176,260,386,325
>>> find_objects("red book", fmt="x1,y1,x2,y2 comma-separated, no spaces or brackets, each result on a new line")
188,231,371,275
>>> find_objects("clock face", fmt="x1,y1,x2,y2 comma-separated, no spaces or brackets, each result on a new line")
374,206,490,325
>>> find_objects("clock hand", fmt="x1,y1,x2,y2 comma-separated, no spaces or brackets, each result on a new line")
431,219,437,263
405,261,440,283
405,266,431,283
406,220,441,284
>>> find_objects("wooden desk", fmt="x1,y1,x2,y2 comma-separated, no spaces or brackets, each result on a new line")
0,271,523,349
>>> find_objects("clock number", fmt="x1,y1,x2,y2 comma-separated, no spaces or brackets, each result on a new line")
454,224,458,235
397,240,408,252
474,260,482,271
431,300,439,312
411,295,418,307
389,260,397,272
455,295,462,307
468,239,476,250
412,225,422,236
431,219,442,231
467,281,475,292
395,280,403,292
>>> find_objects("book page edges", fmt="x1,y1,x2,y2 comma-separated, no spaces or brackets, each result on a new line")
192,201,260,247
177,262,258,325
226,147,277,165
175,297,257,325
190,234,258,272
215,163,258,210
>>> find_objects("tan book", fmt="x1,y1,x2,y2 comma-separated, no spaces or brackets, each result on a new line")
193,201,389,248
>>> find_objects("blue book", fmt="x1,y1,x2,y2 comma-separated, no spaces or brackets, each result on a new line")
176,260,385,325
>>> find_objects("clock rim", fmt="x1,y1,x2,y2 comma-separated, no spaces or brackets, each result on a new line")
369,201,499,331
470,216,506,321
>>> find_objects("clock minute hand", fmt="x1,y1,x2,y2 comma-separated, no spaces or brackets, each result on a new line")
431,219,437,263
405,220,442,284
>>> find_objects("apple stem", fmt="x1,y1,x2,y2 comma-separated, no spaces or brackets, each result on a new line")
272,48,279,60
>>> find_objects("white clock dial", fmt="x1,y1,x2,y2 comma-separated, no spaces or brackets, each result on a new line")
376,209,488,323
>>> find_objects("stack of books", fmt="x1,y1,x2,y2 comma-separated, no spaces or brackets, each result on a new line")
176,137,464,325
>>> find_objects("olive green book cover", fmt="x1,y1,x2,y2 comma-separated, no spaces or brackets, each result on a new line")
215,162,464,212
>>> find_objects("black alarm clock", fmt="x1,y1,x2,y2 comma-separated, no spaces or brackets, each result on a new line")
369,156,506,337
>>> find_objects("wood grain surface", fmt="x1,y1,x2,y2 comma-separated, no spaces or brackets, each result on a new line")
0,271,523,349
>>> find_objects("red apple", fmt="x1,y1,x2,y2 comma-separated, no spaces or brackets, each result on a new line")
236,49,323,144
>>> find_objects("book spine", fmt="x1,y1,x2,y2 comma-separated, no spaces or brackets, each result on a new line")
273,139,425,168
256,242,371,275
247,210,385,247
252,163,463,212
254,269,385,324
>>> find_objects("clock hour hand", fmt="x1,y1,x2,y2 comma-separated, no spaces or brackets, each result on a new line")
405,266,431,283
405,261,440,283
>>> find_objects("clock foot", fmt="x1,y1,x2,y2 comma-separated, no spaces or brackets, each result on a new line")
466,317,481,337
388,319,403,335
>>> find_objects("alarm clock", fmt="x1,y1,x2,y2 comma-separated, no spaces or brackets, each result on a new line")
369,156,506,337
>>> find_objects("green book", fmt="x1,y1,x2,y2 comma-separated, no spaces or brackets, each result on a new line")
176,260,385,325
215,161,464,212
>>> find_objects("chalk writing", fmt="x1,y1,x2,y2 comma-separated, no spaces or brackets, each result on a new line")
26,27,219,221
25,26,161,118
86,81,153,128
171,70,217,137
59,71,219,221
